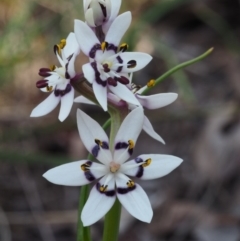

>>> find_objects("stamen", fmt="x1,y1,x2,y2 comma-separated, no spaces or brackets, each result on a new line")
54,39,66,55
131,83,142,93
102,63,110,72
95,139,103,146
142,158,152,167
46,86,53,92
81,163,90,171
110,162,120,173
95,139,109,149
99,185,108,192
119,43,128,52
50,65,56,71
126,180,135,188
128,140,135,149
101,41,108,51
147,79,156,87
59,39,66,49
127,60,137,69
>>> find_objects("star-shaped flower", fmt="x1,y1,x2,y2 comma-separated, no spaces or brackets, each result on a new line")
84,0,122,33
43,107,183,226
74,11,152,111
30,32,80,122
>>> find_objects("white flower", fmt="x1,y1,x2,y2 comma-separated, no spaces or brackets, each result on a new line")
84,0,121,33
74,12,152,111
30,32,80,122
43,107,183,226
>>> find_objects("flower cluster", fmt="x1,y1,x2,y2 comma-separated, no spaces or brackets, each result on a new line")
31,0,183,227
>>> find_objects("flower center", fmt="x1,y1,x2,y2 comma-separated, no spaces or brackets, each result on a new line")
110,162,120,173
102,62,112,72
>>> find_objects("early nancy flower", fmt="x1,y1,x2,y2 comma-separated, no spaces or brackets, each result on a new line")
74,11,152,111
43,107,183,226
84,0,121,33
30,32,80,122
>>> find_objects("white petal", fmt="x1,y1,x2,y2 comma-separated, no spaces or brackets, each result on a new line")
113,107,144,164
102,0,122,33
83,0,91,12
109,83,140,106
143,116,165,144
121,154,183,180
107,92,121,104
74,95,96,105
93,81,108,111
105,12,131,47
58,88,74,122
85,8,96,27
82,63,95,84
66,55,77,78
74,19,100,56
30,92,60,118
63,32,80,59
136,93,178,110
119,52,152,73
81,174,116,226
77,109,112,165
43,160,107,186
109,0,121,21
115,173,153,223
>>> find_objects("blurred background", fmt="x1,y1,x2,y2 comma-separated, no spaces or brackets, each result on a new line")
1,0,240,240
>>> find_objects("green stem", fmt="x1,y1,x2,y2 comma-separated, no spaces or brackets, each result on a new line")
102,105,129,241
76,119,112,241
102,199,122,241
141,47,214,95
77,185,91,241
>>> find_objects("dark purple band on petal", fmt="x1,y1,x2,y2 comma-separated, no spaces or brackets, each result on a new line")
91,62,107,87
116,56,123,73
115,142,128,150
135,157,144,178
54,84,72,97
92,145,100,157
96,183,115,197
117,185,136,194
65,63,71,79
92,140,109,157
89,44,101,58
106,43,117,53
101,141,109,149
115,142,133,155
85,171,95,182
99,3,107,18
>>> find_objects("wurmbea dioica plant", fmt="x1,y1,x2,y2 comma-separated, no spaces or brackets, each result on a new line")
30,0,212,240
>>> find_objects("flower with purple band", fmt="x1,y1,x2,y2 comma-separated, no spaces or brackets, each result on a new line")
30,32,80,122
74,11,152,111
43,107,183,226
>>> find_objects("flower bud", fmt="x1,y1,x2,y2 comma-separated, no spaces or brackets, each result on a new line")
84,0,111,27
